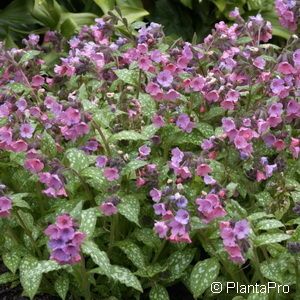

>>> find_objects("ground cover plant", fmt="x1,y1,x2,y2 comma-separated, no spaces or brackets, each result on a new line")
0,3,300,300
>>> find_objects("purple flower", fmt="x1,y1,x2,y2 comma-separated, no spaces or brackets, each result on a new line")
153,203,166,215
59,227,75,241
176,114,195,133
270,79,285,94
177,196,188,208
150,188,162,202
157,70,173,87
96,155,108,168
233,220,250,239
222,118,236,132
20,124,34,139
268,103,283,117
48,238,65,249
175,209,189,224
139,145,151,156
263,133,276,147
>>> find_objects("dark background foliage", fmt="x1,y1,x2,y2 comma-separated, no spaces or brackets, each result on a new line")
0,0,291,47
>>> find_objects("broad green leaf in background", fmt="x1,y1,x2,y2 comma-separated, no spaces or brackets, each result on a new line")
149,284,170,300
116,240,146,268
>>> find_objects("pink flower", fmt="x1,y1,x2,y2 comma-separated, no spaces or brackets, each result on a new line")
190,76,205,91
151,114,165,128
154,221,168,238
0,196,12,218
277,62,296,75
31,75,45,88
56,214,73,229
24,158,44,173
274,139,285,151
103,168,119,181
146,82,161,96
196,194,227,223
205,90,219,102
196,164,211,177
99,203,118,216
253,57,266,69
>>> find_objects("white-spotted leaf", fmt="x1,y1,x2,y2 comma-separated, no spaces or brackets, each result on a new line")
149,284,170,300
190,258,220,298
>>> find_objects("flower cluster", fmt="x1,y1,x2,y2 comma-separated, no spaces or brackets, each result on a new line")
44,214,85,264
219,220,250,264
196,193,227,223
152,186,192,243
275,0,299,32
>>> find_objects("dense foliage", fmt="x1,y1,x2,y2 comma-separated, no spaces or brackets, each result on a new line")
0,0,294,47
0,3,300,300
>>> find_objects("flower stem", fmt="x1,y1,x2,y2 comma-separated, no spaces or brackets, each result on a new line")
151,239,167,264
80,256,92,300
92,121,112,157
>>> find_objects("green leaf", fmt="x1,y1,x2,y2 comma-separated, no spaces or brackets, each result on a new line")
93,0,115,13
149,284,170,300
80,208,98,238
116,240,146,268
196,122,214,138
109,265,143,292
116,5,149,23
82,241,110,273
202,107,224,121
55,274,69,300
255,191,273,207
10,193,30,209
19,50,40,63
254,233,291,247
134,228,161,249
135,264,167,277
256,219,284,231
81,167,107,191
2,250,21,274
139,93,156,118
118,195,140,226
121,160,148,176
166,249,196,281
236,36,253,44
190,258,220,298
65,149,89,172
110,130,146,141
114,69,139,86
41,131,57,157
0,272,18,284
19,257,42,300
5,82,30,94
